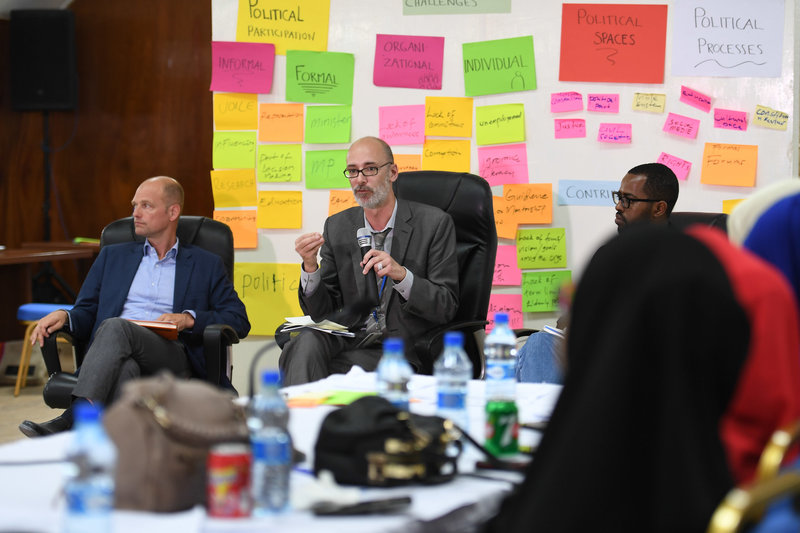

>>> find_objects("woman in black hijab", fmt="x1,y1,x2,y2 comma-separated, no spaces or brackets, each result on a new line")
486,226,750,532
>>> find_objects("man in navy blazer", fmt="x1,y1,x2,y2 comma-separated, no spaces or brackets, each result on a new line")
19,176,250,437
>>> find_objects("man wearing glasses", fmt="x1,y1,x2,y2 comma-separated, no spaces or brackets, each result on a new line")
613,163,679,233
280,136,459,385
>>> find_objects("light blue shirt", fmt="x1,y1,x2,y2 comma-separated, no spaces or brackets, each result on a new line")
120,240,179,320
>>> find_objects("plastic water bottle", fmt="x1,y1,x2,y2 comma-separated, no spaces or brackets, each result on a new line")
376,337,413,410
484,313,520,456
248,370,291,515
63,402,117,533
434,331,473,431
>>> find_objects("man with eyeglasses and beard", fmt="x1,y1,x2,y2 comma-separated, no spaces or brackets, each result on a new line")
278,136,459,385
613,163,679,232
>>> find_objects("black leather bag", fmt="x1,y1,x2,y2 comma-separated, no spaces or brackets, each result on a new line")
313,396,462,486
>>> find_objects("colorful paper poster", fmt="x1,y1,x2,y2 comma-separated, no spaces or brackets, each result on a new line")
235,0,330,55
559,3,668,83
550,92,583,113
753,105,789,130
463,35,536,96
701,143,758,187
587,94,619,113
213,210,257,249
257,144,302,182
557,179,619,206
305,105,351,143
422,140,470,172
671,0,784,77
722,198,745,214
258,103,304,143
257,191,302,229
714,108,748,131
475,104,525,146
424,96,473,137
305,149,348,189
663,112,700,139
597,123,632,143
522,270,573,312
503,184,553,225
477,143,529,187
517,228,567,269
632,92,666,113
373,34,444,90
286,50,354,104
554,118,586,139
657,152,692,181
395,154,422,173
493,245,522,286
493,195,517,240
679,85,712,112
379,105,425,146
212,131,257,169
405,0,511,15
210,41,275,94
213,93,258,130
486,294,523,333
234,262,303,335
210,169,257,208
328,190,358,216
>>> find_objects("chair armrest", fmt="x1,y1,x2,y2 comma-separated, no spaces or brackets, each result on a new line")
41,327,74,376
203,324,240,386
513,328,540,338
413,319,488,378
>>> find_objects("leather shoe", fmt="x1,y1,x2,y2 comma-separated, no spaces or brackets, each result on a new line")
19,412,73,438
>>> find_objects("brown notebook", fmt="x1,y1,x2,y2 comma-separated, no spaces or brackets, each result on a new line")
128,320,179,340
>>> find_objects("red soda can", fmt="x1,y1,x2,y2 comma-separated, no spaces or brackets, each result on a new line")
207,443,252,518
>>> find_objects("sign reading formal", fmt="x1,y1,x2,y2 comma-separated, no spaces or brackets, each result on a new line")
286,50,354,104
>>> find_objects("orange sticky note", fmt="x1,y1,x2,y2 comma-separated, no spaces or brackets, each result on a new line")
422,139,470,172
329,190,359,216
493,195,518,240
257,191,302,228
424,96,473,137
503,183,553,224
395,153,422,173
213,210,257,249
258,103,304,142
700,143,758,187
722,199,745,214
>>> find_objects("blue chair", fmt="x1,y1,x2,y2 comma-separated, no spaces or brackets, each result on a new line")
14,303,72,396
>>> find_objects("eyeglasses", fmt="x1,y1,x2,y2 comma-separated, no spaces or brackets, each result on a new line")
612,191,663,209
343,161,393,179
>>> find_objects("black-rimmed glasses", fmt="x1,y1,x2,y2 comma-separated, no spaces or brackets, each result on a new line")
612,191,663,209
343,161,393,179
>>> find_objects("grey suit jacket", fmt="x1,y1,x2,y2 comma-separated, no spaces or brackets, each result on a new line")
300,198,459,369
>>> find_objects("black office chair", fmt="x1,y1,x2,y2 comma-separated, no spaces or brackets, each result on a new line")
40,216,242,408
670,211,728,233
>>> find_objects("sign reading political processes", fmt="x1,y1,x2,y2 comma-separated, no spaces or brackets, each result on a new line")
463,36,536,96
234,263,303,334
671,0,784,77
257,144,302,182
517,228,567,269
286,50,354,104
404,0,511,15
235,0,330,54
701,143,758,187
373,34,444,90
214,210,257,249
210,41,276,93
559,4,668,83
557,180,619,206
522,270,572,312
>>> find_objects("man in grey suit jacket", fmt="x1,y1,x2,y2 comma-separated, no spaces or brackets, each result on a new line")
280,136,459,385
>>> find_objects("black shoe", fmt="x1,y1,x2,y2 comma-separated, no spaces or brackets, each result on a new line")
19,409,73,438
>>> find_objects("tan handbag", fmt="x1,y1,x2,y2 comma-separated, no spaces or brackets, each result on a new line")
104,372,249,512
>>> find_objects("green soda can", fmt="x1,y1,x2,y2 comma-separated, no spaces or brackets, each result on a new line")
485,400,519,456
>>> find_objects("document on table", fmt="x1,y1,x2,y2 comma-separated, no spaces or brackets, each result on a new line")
280,315,355,337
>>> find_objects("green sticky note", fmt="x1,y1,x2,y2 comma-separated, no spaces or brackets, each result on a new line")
404,0,510,14
305,105,352,144
323,391,377,406
522,270,572,312
476,104,526,146
213,131,257,169
286,50,355,105
257,144,302,182
463,36,536,96
516,228,567,269
305,149,348,189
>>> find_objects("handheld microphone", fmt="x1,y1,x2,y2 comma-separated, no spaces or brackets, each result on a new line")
357,228,380,306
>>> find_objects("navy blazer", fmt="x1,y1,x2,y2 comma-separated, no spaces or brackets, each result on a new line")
68,241,250,383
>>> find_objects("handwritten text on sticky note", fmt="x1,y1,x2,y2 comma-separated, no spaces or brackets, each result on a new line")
753,105,788,130
235,0,329,54
587,93,619,113
257,191,302,229
475,103,525,146
214,93,258,130
493,245,522,286
214,210,257,249
425,96,473,137
211,169,257,208
522,270,572,312
632,92,666,113
679,85,712,112
373,34,444,90
234,262,302,335
598,123,632,144
379,105,425,145
328,190,358,216
714,108,747,131
422,139,471,172
213,131,257,169
701,143,758,187
555,119,586,139
259,103,304,143
503,184,553,225
517,228,567,269
478,143,528,187
486,294,523,332
257,144,302,182
663,112,700,139
550,91,583,113
210,41,275,94
657,152,692,181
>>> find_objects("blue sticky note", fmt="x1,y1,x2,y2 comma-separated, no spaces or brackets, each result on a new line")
558,180,620,206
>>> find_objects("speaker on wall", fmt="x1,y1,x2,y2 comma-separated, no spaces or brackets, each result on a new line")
10,9,78,111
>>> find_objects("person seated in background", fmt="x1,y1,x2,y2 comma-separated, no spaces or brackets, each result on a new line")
515,311,568,385
279,136,459,386
19,176,250,438
613,162,679,232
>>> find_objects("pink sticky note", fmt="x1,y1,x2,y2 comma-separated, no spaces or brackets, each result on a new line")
657,152,692,181
597,123,632,143
554,118,586,139
373,34,444,90
663,113,700,139
493,245,522,286
550,92,583,113
679,86,712,113
486,294,524,333
210,41,275,94
587,93,619,113
478,144,529,187
714,108,748,131
379,105,425,145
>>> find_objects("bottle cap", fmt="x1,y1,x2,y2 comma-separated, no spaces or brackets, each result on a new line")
261,369,282,386
444,331,464,347
73,400,102,424
383,337,403,352
494,312,509,325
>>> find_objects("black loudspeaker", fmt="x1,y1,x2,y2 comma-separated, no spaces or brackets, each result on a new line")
10,9,78,111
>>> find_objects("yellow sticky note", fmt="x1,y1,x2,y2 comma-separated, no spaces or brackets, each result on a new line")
329,190,358,216
257,191,302,228
493,195,518,240
259,103,304,143
234,263,303,335
475,103,525,146
214,93,258,130
503,184,553,225
213,210,258,249
210,169,257,208
425,96,473,137
422,139,470,172
753,105,789,131
235,0,330,55
701,143,758,187
395,154,422,173
632,92,666,113
722,199,745,214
